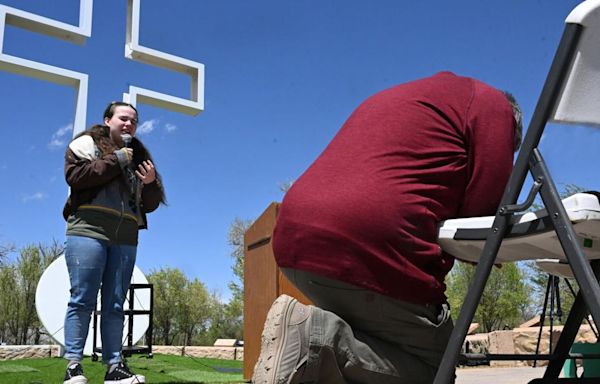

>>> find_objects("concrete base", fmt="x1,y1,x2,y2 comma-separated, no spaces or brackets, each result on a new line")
1,326,594,366
154,345,244,361
464,324,597,367
0,345,62,360
0,345,244,361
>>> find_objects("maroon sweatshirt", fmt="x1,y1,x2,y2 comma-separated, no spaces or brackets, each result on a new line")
273,72,515,305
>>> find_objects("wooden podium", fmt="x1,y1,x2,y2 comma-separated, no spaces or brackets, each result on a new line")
243,202,312,380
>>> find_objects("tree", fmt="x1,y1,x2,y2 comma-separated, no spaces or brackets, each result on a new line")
148,266,246,346
218,182,292,343
148,267,219,346
31,241,64,343
446,261,531,332
147,267,187,345
0,264,18,343
0,241,61,344
226,217,252,339
0,241,16,342
524,262,576,325
196,291,243,345
214,292,243,340
16,246,42,344
0,243,15,266
177,278,211,346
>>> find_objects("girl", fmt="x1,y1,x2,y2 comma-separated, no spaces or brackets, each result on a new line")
62,102,165,384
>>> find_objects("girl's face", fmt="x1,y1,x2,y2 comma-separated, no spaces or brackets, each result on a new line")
105,105,138,146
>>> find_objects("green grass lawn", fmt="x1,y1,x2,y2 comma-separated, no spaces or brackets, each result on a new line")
0,353,246,384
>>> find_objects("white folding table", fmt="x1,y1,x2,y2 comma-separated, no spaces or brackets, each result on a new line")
438,192,600,265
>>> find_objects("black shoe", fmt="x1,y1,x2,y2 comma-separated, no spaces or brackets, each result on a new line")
63,363,87,384
104,361,145,384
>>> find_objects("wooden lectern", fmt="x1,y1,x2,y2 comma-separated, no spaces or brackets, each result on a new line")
243,202,312,380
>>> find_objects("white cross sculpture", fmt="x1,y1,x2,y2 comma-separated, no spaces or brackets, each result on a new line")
0,0,205,137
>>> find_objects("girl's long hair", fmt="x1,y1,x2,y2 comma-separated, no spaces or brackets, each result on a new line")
72,124,167,205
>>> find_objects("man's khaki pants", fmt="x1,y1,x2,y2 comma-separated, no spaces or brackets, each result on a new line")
282,268,455,384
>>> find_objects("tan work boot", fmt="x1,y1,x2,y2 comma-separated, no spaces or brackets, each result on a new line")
252,294,311,384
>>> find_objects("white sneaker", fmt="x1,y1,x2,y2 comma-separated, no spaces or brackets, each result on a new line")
104,361,145,384
63,363,87,384
252,294,311,384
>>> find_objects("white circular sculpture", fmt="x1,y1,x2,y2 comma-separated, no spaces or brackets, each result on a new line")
35,254,150,357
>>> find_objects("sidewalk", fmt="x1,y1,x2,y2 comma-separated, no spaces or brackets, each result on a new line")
456,366,555,384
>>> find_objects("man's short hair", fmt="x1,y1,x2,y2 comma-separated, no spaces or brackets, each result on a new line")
502,91,523,152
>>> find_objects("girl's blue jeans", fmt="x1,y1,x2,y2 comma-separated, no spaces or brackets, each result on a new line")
63,235,137,365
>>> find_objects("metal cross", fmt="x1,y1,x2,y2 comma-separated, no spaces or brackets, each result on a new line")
0,0,204,137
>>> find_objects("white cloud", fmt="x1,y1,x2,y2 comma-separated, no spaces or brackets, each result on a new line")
21,192,47,203
49,139,63,148
49,123,73,149
137,119,158,135
165,123,177,133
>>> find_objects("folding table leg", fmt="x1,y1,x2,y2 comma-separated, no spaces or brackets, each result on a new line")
533,153,600,330
544,290,586,379
534,276,554,367
543,261,600,380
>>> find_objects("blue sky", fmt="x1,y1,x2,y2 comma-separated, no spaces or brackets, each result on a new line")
0,0,597,301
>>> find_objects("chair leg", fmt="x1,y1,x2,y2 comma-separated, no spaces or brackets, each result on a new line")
433,224,509,384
